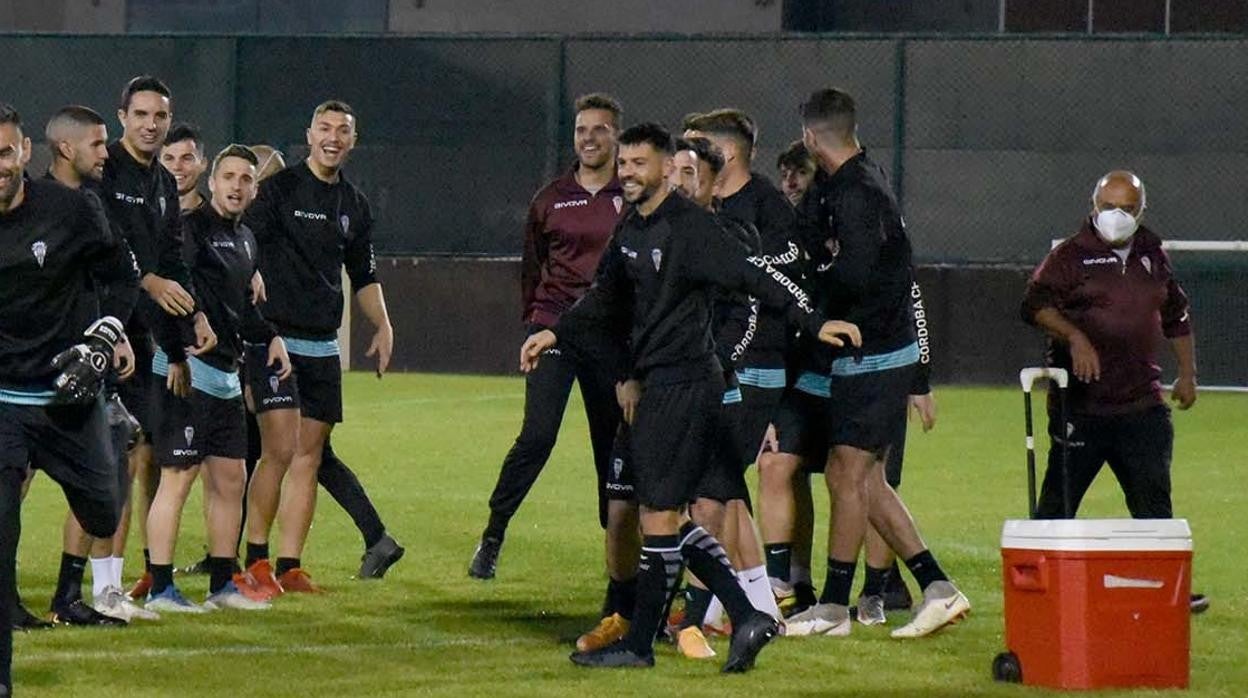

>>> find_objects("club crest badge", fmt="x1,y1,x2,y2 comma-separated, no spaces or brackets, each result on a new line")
1141,256,1152,275
269,375,280,394
31,241,46,268
612,196,623,214
340,214,350,236
183,426,195,447
613,457,624,480
243,240,252,260
651,248,662,272
160,197,167,217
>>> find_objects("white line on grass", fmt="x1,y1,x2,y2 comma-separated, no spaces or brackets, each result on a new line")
20,636,548,663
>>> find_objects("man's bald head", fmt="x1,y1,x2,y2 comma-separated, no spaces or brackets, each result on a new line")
1092,170,1146,216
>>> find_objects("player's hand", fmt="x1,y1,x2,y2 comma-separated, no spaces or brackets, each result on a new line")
167,361,191,398
519,330,557,373
817,320,861,348
366,322,393,378
250,270,267,305
1069,331,1100,383
762,423,779,453
141,273,195,316
51,317,124,404
113,336,136,380
1171,374,1197,410
616,379,641,425
909,392,937,432
267,336,292,381
187,312,217,356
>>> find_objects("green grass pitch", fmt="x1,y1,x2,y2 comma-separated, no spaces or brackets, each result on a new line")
12,373,1245,696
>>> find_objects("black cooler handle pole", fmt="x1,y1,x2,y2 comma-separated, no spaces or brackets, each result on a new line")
1019,368,1071,519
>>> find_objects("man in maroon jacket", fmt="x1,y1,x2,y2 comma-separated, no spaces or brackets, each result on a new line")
1023,170,1206,611
469,94,626,580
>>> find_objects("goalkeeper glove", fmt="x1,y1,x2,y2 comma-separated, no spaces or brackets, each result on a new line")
51,316,125,404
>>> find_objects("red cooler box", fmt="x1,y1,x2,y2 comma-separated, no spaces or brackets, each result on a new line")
1000,518,1191,690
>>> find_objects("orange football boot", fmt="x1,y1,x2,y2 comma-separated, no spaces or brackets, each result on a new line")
246,559,285,599
277,568,322,594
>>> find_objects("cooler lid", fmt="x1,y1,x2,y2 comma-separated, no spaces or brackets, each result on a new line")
1001,518,1192,552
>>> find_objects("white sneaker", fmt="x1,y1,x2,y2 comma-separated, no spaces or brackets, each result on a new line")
856,594,886,626
94,586,161,621
203,582,272,611
783,602,851,637
145,585,208,614
891,580,970,639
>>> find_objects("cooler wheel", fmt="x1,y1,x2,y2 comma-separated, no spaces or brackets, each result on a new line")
992,651,1022,683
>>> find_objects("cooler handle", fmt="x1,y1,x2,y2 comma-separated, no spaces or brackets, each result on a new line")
1019,367,1069,392
1009,562,1048,592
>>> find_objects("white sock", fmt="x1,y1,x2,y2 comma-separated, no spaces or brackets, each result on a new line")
703,596,724,628
90,557,111,600
739,565,783,620
791,564,812,586
110,557,125,590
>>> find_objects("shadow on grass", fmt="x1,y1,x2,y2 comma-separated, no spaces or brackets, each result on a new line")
421,598,591,646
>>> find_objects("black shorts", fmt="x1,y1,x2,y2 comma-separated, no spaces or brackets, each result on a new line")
631,375,723,510
883,407,907,489
244,343,300,414
827,363,915,456
695,398,751,504
604,425,636,502
150,385,247,467
115,335,154,437
736,383,784,467
0,399,120,538
769,387,831,474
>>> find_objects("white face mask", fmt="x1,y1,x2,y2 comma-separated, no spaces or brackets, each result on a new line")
1093,208,1139,245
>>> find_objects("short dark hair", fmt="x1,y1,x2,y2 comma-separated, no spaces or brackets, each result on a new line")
675,136,725,176
684,108,757,150
776,139,815,171
617,122,674,155
0,103,22,128
312,99,356,124
45,106,104,157
164,122,203,155
211,143,259,175
680,112,703,132
574,93,623,126
800,88,857,143
120,75,172,112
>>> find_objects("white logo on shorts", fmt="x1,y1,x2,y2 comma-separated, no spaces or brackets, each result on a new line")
269,375,280,394
183,426,195,447
612,457,624,480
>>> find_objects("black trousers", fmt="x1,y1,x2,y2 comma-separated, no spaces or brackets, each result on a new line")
1036,405,1174,519
486,342,621,531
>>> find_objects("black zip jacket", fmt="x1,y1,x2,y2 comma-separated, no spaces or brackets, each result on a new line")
244,161,378,341
0,179,140,389
795,151,914,358
156,206,275,369
713,213,762,376
719,173,802,368
556,192,824,385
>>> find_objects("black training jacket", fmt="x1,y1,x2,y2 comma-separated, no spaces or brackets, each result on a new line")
244,161,377,341
719,173,803,369
556,192,824,385
0,179,139,388
795,151,915,358
156,206,275,368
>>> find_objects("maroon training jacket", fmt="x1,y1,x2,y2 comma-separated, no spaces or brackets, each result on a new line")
1023,220,1191,415
520,167,624,328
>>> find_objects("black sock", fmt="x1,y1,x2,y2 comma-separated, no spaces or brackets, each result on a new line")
904,550,949,591
53,553,87,607
620,535,681,655
602,577,638,621
678,522,754,626
275,557,300,576
245,542,269,568
483,511,509,543
819,557,857,606
764,543,792,583
208,557,235,595
150,563,174,596
861,564,891,597
680,586,713,630
318,444,387,548
142,548,151,573
885,561,909,594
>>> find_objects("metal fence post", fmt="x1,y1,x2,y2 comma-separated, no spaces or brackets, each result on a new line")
892,37,907,211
